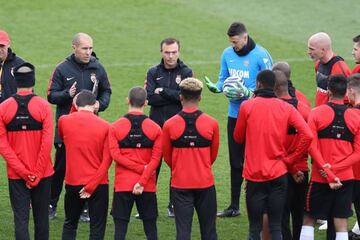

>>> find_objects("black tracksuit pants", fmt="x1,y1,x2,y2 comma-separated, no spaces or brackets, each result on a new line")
62,184,108,240
282,172,309,240
172,186,217,240
9,177,51,240
246,174,288,240
50,143,66,208
227,117,245,210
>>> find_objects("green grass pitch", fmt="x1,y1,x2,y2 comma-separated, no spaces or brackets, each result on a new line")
0,0,359,239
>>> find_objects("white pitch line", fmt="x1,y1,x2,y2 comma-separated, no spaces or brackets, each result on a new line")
34,60,219,69
34,57,354,69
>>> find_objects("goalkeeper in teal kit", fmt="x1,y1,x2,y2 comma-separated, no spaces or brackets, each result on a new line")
206,21,272,217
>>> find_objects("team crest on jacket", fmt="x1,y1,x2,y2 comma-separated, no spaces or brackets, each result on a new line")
176,75,181,84
244,60,249,67
90,73,97,83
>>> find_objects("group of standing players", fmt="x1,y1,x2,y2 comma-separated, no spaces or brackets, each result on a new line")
0,20,360,240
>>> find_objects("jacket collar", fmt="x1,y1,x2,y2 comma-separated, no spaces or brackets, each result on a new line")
66,53,98,69
159,59,187,71
4,48,16,63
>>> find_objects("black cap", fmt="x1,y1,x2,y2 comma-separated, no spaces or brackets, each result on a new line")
13,62,35,88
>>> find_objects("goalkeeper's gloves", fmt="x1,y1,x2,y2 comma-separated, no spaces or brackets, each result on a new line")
224,81,253,100
204,76,221,93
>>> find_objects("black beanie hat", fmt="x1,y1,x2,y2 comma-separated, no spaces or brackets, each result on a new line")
13,62,35,88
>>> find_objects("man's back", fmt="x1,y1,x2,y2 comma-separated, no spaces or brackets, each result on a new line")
163,107,219,189
308,101,360,182
110,112,162,192
0,91,53,179
58,110,109,185
234,96,311,181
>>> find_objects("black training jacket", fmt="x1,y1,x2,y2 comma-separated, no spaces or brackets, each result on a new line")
47,53,111,143
145,59,193,127
0,48,25,102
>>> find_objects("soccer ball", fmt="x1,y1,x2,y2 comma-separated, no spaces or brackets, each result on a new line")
222,76,243,99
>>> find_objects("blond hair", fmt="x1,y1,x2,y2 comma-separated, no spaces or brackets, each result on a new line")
179,78,203,100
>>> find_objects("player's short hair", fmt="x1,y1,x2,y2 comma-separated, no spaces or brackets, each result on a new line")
347,73,360,90
160,38,180,51
72,32,92,47
179,78,203,101
273,70,288,89
128,86,147,107
227,22,247,37
328,74,347,98
272,61,291,79
353,35,360,44
256,70,276,89
76,90,96,107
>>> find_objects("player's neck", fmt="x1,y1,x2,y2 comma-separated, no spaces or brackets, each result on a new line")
329,96,344,102
182,101,199,109
354,96,360,106
164,63,177,70
275,90,289,98
128,106,144,113
17,87,33,92
78,106,95,113
321,51,334,64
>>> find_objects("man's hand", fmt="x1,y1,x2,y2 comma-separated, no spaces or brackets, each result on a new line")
235,81,253,98
292,171,305,183
223,80,253,100
94,100,100,113
323,163,331,169
28,175,36,182
319,163,331,178
26,174,40,189
26,181,33,189
154,88,163,94
316,77,329,92
224,87,241,100
132,183,144,195
204,76,221,93
79,187,91,199
329,177,342,190
69,81,77,97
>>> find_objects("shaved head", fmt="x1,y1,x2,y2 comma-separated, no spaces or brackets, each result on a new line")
307,32,333,62
308,32,332,50
72,32,93,64
272,61,291,79
72,32,93,46
273,70,289,97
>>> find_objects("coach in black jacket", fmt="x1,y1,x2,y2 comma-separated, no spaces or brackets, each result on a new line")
145,37,193,217
47,32,111,219
145,38,193,127
0,30,25,102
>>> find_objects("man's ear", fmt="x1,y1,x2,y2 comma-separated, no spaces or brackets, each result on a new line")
328,89,333,98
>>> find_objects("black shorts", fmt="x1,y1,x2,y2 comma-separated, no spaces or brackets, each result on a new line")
111,191,158,221
305,180,353,219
